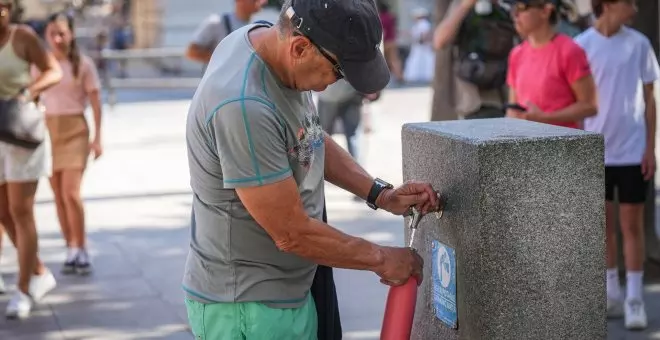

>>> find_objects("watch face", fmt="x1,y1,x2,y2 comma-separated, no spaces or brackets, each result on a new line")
375,178,392,188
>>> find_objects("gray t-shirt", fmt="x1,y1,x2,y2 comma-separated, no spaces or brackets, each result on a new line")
183,23,326,309
190,12,248,52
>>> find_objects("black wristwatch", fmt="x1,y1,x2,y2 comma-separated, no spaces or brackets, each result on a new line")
366,178,393,210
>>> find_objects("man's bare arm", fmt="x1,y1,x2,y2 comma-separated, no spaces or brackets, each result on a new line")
235,177,420,283
186,44,213,64
323,133,375,200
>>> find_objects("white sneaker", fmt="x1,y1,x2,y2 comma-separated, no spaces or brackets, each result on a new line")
606,296,624,318
29,269,57,302
5,291,32,319
624,298,648,330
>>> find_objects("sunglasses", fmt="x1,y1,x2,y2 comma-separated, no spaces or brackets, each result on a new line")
511,1,549,12
293,31,345,80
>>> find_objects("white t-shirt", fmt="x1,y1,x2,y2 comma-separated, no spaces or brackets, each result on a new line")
575,26,660,166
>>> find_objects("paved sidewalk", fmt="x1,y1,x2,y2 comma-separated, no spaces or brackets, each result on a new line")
0,87,657,339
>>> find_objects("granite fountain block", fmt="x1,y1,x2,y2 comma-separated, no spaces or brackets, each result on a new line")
402,118,606,340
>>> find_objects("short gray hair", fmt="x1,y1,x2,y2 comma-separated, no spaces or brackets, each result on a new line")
277,0,294,36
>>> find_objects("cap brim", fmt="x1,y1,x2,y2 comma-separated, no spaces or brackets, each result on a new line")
341,51,390,94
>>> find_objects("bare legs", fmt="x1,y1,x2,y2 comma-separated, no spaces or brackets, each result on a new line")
49,169,86,249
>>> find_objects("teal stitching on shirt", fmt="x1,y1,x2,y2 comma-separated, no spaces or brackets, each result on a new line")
203,53,293,184
183,284,310,305
205,96,274,125
260,64,269,98
223,167,291,184
182,284,221,302
239,54,263,184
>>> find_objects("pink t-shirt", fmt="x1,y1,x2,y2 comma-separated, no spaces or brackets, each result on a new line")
507,34,591,129
33,55,101,116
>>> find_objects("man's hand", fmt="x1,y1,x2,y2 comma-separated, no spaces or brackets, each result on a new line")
461,0,478,7
642,148,656,181
376,181,440,215
376,246,424,286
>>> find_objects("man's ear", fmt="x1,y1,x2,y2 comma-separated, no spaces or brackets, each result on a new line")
290,35,313,60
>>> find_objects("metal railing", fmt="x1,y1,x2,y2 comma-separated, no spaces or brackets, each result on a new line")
99,47,202,107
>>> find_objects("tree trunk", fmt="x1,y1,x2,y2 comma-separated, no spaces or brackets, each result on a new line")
430,0,457,121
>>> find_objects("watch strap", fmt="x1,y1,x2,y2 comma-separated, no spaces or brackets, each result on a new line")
367,178,393,210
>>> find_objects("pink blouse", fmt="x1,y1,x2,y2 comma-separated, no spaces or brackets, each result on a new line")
32,55,101,116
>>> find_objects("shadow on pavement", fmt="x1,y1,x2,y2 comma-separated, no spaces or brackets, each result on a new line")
0,222,193,340
36,190,193,205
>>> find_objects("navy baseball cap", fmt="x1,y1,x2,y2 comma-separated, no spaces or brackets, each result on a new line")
285,0,390,94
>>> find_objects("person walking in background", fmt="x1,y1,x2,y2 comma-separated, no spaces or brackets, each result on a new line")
0,0,62,319
186,0,266,65
433,0,517,119
317,79,378,162
403,7,434,84
106,1,131,78
35,13,103,276
378,1,404,84
505,0,597,128
575,0,658,330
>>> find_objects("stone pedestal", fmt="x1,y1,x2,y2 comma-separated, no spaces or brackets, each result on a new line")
402,119,606,340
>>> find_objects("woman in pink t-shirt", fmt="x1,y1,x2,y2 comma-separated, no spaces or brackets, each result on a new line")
506,0,597,129
36,13,103,274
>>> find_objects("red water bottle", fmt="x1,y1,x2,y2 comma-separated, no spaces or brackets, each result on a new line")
380,276,419,340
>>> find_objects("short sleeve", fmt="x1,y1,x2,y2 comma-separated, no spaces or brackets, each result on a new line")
191,14,225,49
640,38,660,84
81,56,101,92
210,99,292,188
561,42,591,84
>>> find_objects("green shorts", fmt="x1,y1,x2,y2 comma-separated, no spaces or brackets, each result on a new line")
185,294,318,340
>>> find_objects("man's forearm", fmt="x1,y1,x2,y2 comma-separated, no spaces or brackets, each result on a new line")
279,216,385,272
186,45,213,64
324,133,374,199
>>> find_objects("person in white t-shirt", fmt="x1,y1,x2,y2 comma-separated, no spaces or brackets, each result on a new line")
575,0,659,331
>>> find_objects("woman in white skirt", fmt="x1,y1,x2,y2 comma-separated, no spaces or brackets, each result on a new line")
0,0,62,319
403,8,435,84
